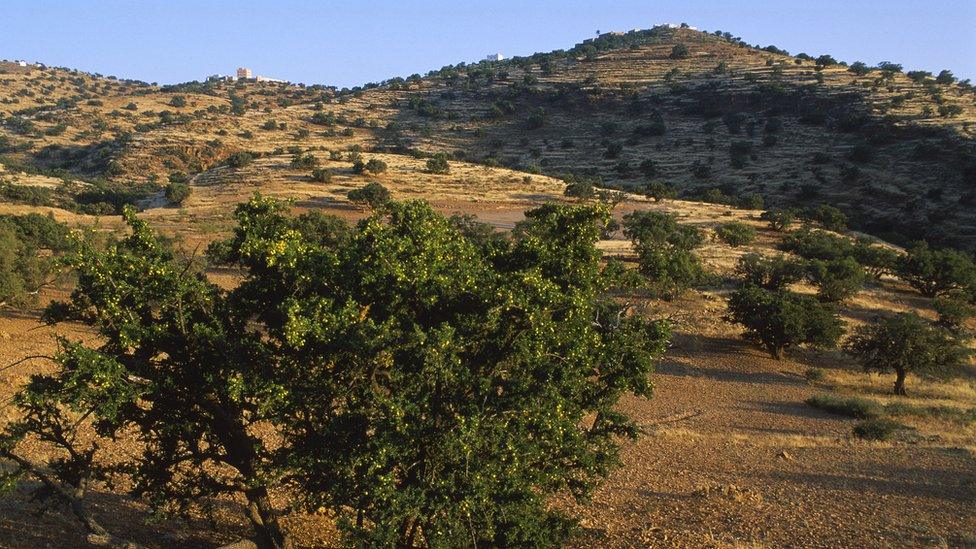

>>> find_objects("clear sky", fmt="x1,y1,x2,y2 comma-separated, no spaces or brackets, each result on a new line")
2,1,974,88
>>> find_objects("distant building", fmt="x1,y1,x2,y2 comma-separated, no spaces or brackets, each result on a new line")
236,67,253,79
256,75,285,83
484,53,505,62
16,60,27,67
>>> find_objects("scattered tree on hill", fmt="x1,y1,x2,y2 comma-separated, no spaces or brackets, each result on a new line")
164,181,190,205
643,181,675,202
291,152,319,169
897,241,976,297
848,61,872,76
714,222,757,247
168,95,187,107
933,292,976,334
623,210,705,298
734,253,806,290
669,44,690,59
426,153,450,174
310,168,331,182
726,285,844,359
805,257,866,302
845,313,968,395
347,181,390,208
225,151,254,168
852,238,899,279
804,204,847,232
935,70,956,85
760,209,796,232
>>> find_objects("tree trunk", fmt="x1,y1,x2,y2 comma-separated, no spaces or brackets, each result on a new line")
244,487,292,549
893,369,908,396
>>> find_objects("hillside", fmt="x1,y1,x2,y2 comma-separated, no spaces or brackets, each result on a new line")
2,26,975,251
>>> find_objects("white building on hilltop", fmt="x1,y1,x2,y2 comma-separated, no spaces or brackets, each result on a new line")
236,67,253,79
484,53,505,62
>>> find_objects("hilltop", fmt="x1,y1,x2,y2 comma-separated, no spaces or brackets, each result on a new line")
1,26,975,250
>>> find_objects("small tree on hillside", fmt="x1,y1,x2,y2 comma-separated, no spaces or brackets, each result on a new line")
852,238,900,279
805,257,865,302
760,209,797,232
726,285,844,359
426,153,450,174
164,181,191,205
347,181,390,209
734,253,807,290
643,181,676,202
623,210,705,298
897,241,976,297
714,222,757,247
670,44,690,59
845,313,968,395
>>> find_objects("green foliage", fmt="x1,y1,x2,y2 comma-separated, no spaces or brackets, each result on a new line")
623,211,705,298
852,239,899,279
669,43,689,59
425,153,450,174
852,418,904,440
5,198,671,547
806,395,881,419
225,151,254,168
726,285,843,359
164,182,190,205
933,292,975,334
897,241,976,297
714,222,756,247
291,152,319,169
760,209,796,232
347,181,390,208
168,95,187,107
563,175,597,199
803,204,847,232
0,214,70,308
310,167,332,182
780,227,854,261
845,313,968,395
805,257,865,302
167,171,189,184
643,181,675,202
733,253,806,290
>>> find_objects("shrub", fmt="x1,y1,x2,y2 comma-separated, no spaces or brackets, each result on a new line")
780,227,853,261
851,239,899,279
363,158,388,174
426,153,450,174
897,242,976,297
805,257,865,302
804,204,847,232
643,181,675,202
714,222,756,247
526,107,545,129
845,313,968,395
563,175,598,199
225,151,254,168
164,182,191,205
734,253,807,290
804,367,826,383
670,44,690,59
291,152,319,168
168,95,187,107
726,285,844,359
347,181,390,208
806,395,881,419
623,211,705,298
852,418,903,440
935,69,956,85
933,292,975,334
310,168,332,183
168,171,189,184
760,209,796,232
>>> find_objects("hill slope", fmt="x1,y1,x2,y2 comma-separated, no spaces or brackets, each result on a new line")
2,26,975,250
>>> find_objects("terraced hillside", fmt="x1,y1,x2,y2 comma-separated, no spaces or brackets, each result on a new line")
2,26,975,252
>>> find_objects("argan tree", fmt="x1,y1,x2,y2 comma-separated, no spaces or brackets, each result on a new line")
2,198,671,547
845,313,968,395
623,210,705,298
726,284,844,359
897,242,976,297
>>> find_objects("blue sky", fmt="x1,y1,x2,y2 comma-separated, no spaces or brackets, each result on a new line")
2,1,974,87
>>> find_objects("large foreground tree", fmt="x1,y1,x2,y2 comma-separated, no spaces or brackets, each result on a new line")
2,197,670,547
